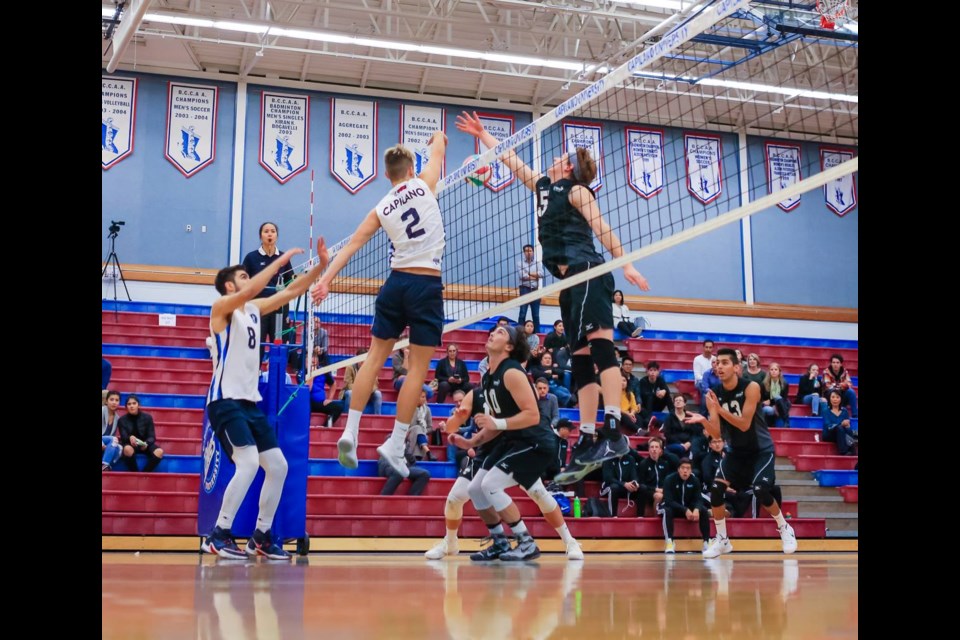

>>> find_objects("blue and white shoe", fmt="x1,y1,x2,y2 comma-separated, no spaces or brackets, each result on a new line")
245,529,291,560
201,526,247,559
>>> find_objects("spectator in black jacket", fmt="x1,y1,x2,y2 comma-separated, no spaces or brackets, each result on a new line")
601,446,641,516
118,394,164,472
434,344,472,403
662,394,706,462
638,361,671,428
661,459,711,553
544,419,572,482
795,363,823,417
634,437,679,514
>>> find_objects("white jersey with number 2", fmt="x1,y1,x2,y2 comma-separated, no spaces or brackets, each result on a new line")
374,177,445,271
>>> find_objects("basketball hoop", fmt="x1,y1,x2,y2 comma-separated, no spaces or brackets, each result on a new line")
816,0,848,29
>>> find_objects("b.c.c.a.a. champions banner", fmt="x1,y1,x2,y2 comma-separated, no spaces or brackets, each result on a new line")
102,76,137,170
260,92,310,184
165,82,218,177
476,113,514,192
684,133,723,204
401,105,445,176
331,98,378,193
563,121,604,191
625,126,664,199
820,147,857,216
765,142,802,211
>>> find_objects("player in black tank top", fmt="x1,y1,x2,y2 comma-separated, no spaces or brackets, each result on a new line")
456,111,651,484
685,348,797,558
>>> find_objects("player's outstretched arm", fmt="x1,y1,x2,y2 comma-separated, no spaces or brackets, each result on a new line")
211,247,303,325
311,211,382,305
455,111,541,191
418,130,448,194
258,238,329,314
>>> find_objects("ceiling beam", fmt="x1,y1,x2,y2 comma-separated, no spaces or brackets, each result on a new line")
106,0,153,73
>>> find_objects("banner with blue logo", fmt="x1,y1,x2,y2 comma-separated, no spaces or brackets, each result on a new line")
685,133,723,204
476,113,515,192
626,126,664,199
331,98,378,193
259,92,310,184
101,76,137,170
563,121,604,191
401,104,445,176
820,147,857,216
165,82,218,177
765,142,802,211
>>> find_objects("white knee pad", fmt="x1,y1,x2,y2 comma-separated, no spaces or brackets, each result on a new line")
468,469,492,510
524,479,559,514
481,468,517,513
258,448,288,479
445,477,471,520
232,445,260,482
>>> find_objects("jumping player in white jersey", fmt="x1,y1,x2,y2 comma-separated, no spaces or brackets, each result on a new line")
312,131,447,479
202,238,329,560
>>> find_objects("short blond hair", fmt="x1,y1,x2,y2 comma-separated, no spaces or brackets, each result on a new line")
384,145,414,181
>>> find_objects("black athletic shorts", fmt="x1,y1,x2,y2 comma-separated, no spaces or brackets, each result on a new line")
716,450,776,492
558,261,615,351
481,436,554,489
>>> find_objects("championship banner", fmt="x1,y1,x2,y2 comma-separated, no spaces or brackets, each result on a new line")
684,133,723,204
259,92,309,184
820,147,857,216
563,121,604,191
476,113,515,192
765,142,802,211
165,82,218,177
625,127,664,199
400,105,445,176
331,98,378,193
102,76,137,170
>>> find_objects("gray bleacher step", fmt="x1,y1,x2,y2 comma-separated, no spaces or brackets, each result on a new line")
803,512,858,520
779,479,836,496
826,529,859,539
794,498,856,514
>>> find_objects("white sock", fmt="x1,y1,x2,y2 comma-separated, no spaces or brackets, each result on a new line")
773,512,787,528
389,420,410,450
510,520,529,536
555,523,575,544
345,409,362,440
604,405,622,419
445,529,458,542
715,519,728,539
579,423,596,435
488,523,505,536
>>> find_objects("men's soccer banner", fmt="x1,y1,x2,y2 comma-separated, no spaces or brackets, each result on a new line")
260,92,310,184
765,142,802,211
625,127,664,199
685,133,723,204
102,76,137,170
476,113,515,192
165,82,218,177
563,121,604,191
401,105,445,176
331,98,378,193
820,147,857,216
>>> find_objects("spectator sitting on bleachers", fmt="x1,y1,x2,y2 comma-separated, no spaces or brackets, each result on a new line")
434,344,472,403
761,363,791,428
638,361,671,428
408,390,434,461
692,340,715,389
822,389,857,455
619,373,641,434
310,354,344,427
743,353,765,386
101,390,122,471
311,316,333,386
536,378,560,430
543,320,570,366
633,437,679,514
795,364,823,417
601,440,642,516
341,348,383,415
661,458,711,553
377,434,431,496
118,394,164,472
544,419,572,482
823,353,858,418
530,351,572,407
523,320,542,355
620,356,643,405
699,436,739,516
612,289,643,338
663,394,705,461
102,357,112,392
393,347,434,400
697,356,720,414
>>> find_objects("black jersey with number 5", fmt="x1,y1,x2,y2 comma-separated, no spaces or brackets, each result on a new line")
715,378,775,454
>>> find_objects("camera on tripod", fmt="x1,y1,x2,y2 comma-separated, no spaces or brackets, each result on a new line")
108,220,125,237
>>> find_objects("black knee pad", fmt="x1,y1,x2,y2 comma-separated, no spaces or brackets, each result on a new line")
710,481,727,507
588,338,619,374
572,354,596,389
753,484,776,508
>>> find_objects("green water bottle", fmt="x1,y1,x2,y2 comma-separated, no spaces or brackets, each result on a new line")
573,496,582,518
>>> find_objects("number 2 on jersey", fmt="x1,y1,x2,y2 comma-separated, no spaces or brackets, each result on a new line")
401,208,426,239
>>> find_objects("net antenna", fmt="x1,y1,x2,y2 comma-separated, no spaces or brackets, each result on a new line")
816,0,849,29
